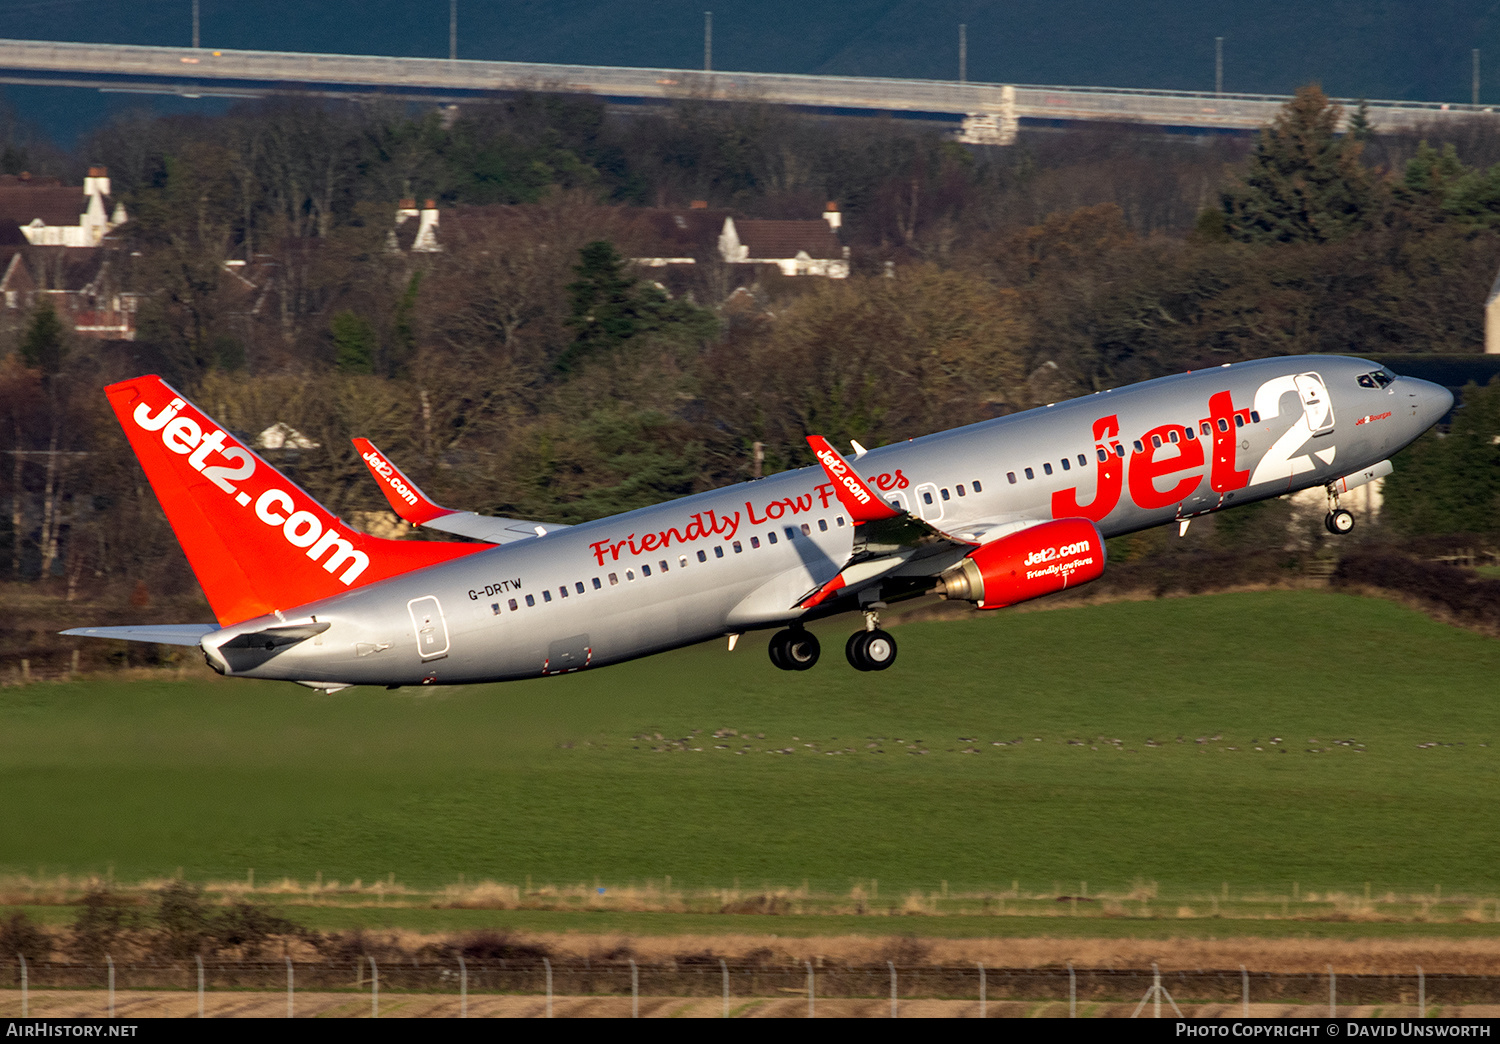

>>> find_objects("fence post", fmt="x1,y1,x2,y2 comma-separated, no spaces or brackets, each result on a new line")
888,960,897,1017
1241,964,1249,1017
806,959,814,1018
196,954,204,1018
720,957,729,1018
543,956,552,1018
1418,964,1425,1018
370,956,378,1018
630,958,638,1018
1328,964,1335,1018
286,956,293,1019
18,954,26,1018
458,955,466,1018
1154,963,1161,1019
106,955,114,1018
977,961,985,1019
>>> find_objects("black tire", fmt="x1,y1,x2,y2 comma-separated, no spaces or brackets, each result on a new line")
1328,508,1355,535
784,631,820,671
862,629,897,671
845,631,872,671
768,631,791,671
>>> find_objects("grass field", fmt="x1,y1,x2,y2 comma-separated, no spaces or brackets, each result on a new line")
3,590,1500,903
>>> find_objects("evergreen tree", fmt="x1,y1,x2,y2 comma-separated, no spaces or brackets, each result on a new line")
20,297,66,375
330,310,377,374
1222,84,1373,243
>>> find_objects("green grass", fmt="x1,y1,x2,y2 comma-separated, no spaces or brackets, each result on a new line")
3,590,1500,900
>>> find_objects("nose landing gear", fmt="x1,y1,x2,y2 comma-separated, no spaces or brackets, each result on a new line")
845,609,897,671
1324,482,1356,535
768,627,820,671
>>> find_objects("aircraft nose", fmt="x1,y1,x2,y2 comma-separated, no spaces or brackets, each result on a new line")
1403,377,1454,428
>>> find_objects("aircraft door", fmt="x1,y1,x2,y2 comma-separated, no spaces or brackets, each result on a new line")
407,596,450,661
914,482,944,522
1294,373,1335,436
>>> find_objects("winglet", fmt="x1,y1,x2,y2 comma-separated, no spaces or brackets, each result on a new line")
806,435,901,523
352,438,455,527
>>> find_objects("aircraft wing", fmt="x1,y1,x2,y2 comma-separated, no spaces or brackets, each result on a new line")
352,438,570,545
798,436,979,608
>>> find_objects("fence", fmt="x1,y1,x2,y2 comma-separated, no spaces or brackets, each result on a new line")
1,959,1488,1009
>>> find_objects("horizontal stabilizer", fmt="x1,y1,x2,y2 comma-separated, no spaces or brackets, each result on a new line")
62,624,217,646
352,437,570,545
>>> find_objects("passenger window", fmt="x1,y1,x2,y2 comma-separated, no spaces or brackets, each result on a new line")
1133,440,1144,453
576,582,585,594
1043,463,1053,476
956,484,966,496
1251,410,1261,423
1235,415,1244,428
526,594,536,606
1060,458,1070,471
1150,435,1161,449
1115,445,1125,458
558,587,567,599
608,573,618,585
732,541,743,553
1077,455,1086,467
750,536,761,549
1169,430,1179,444
679,555,687,567
768,531,778,544
543,590,552,602
801,523,811,536
784,527,796,540
715,545,725,557
1185,427,1196,440
972,480,982,492
1024,467,1034,480
1096,449,1107,463
1007,471,1017,483
593,578,602,590
491,603,500,615
659,560,668,572
1217,418,1229,432
697,550,707,562
941,487,951,500
922,491,934,504
837,516,846,526
642,564,651,576
1202,422,1212,436
508,598,518,611
818,519,828,531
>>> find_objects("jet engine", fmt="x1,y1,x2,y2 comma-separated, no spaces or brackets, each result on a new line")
935,517,1106,609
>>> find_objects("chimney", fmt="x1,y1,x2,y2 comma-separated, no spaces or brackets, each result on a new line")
822,202,842,231
689,200,708,209
396,198,419,223
413,200,441,252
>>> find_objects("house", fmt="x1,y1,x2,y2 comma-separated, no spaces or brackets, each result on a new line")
630,202,850,278
389,199,441,253
0,168,126,248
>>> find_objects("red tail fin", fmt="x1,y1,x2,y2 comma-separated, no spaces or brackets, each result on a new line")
106,376,487,626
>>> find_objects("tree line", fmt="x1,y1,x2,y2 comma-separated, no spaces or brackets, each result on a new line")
4,84,1500,600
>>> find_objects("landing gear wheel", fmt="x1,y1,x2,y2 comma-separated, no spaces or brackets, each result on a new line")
1326,508,1355,535
769,628,820,671
845,629,897,671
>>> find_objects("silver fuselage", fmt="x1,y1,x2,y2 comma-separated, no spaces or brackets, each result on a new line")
204,355,1451,685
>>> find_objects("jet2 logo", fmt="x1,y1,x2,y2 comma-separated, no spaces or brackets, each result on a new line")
133,396,371,584
361,447,420,506
1023,540,1092,567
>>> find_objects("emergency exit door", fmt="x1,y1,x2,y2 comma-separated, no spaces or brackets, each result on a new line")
408,596,450,661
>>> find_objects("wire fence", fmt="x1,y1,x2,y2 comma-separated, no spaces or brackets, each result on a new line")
1,960,1492,1005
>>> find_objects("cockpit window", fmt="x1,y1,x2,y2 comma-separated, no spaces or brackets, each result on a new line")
1358,369,1395,389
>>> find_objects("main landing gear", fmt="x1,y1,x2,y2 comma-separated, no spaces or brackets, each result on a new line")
845,609,897,672
768,627,820,671
1324,483,1355,535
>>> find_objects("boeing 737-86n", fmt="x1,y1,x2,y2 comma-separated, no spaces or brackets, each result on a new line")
65,356,1452,689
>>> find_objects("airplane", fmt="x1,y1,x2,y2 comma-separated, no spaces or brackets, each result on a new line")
64,355,1452,688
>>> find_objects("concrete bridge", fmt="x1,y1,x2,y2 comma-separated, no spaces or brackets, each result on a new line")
1,37,1493,142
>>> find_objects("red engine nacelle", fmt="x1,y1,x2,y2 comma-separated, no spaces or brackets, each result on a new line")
935,517,1106,609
